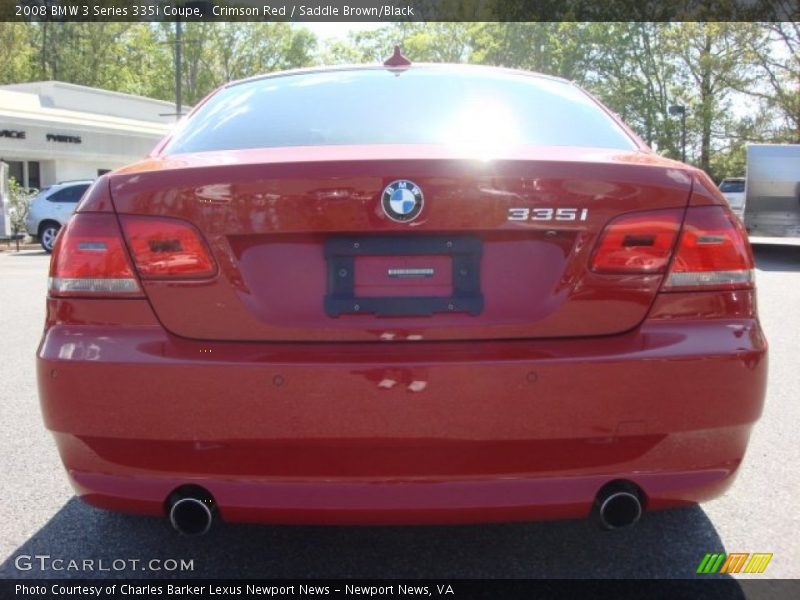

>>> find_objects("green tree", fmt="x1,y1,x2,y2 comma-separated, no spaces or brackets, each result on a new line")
7,177,37,236
165,22,318,106
744,22,800,142
470,22,591,80
115,24,174,100
28,23,139,87
0,24,35,84
580,23,678,154
667,23,760,176
19,22,318,107
320,23,471,65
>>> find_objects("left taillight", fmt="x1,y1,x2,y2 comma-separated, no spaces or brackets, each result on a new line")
48,213,143,298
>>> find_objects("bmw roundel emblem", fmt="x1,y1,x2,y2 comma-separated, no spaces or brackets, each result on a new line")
381,179,424,223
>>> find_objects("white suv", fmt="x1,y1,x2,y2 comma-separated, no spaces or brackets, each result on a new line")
25,180,93,252
718,177,746,220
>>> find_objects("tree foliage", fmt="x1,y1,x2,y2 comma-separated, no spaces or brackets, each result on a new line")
6,177,36,235
2,21,798,181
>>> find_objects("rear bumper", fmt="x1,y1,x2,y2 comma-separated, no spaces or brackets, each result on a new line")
56,430,750,525
38,297,768,525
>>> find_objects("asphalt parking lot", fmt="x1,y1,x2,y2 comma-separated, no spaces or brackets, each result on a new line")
0,244,798,581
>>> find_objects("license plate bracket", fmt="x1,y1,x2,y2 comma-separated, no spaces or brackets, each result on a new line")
324,235,483,317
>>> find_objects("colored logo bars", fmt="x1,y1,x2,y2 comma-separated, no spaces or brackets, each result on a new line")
697,552,773,574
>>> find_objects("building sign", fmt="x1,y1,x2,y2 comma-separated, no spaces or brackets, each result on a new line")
0,129,26,140
46,133,82,144
0,130,82,143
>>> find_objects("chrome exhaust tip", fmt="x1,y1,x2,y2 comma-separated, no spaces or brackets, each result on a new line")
167,487,216,535
595,482,643,530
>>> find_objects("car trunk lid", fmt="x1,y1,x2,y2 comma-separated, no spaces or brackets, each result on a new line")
109,145,692,342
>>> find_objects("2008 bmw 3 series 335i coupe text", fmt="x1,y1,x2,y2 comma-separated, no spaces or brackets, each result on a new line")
38,56,767,535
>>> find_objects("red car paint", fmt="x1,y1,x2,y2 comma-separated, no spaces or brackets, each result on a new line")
38,64,767,526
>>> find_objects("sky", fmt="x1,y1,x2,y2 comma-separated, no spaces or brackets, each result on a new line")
297,22,384,41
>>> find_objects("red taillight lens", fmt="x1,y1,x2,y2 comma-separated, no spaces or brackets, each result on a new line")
49,213,143,297
663,205,754,291
120,216,216,279
590,209,683,273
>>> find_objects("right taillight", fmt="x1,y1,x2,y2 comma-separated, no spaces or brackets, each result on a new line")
663,205,754,291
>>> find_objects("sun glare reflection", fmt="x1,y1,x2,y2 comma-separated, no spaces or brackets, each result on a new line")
443,97,523,160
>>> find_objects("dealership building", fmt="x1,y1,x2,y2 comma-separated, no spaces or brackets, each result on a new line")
0,81,179,189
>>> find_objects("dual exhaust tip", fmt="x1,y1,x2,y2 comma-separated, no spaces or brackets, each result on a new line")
594,481,644,530
167,486,216,536
165,480,644,535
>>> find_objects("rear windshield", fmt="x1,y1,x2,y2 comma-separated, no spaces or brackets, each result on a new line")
163,67,637,154
720,180,745,193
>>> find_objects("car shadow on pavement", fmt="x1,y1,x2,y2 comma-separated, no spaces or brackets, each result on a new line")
752,244,800,272
1,497,740,587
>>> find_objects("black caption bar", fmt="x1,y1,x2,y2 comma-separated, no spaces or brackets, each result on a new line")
2,0,798,22
6,579,800,600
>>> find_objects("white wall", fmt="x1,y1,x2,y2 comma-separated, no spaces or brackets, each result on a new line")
0,82,178,189
1,81,180,125
0,120,163,163
52,159,124,185
40,161,57,187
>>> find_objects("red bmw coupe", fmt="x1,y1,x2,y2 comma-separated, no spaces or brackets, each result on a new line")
38,57,767,535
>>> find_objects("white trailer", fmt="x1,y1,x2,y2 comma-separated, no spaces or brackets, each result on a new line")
744,144,800,239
